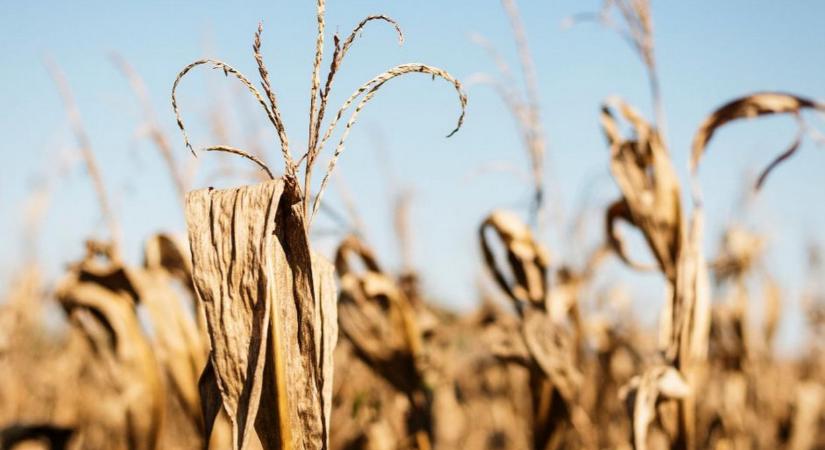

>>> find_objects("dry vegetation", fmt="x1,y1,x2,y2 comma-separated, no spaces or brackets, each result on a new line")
1,1,824,450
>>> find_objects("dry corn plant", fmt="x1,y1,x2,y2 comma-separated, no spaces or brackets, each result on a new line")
170,2,465,448
332,235,432,450
479,210,597,450
690,93,825,450
470,8,603,443
597,89,825,450
573,2,825,447
597,88,712,450
700,224,787,450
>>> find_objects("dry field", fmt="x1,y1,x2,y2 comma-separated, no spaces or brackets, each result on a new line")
1,1,823,449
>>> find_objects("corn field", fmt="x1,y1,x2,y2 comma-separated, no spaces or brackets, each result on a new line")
1,1,824,450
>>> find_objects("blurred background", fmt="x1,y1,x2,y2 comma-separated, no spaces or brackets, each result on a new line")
1,0,824,351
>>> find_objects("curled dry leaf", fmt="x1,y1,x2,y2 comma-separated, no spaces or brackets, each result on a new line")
605,199,657,272
186,179,337,450
479,210,550,312
689,92,825,189
144,234,193,283
601,97,682,281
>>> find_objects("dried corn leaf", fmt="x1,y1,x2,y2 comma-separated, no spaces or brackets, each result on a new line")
601,98,682,281
186,179,336,450
479,210,550,311
690,93,825,182
334,235,383,275
338,272,422,379
605,199,657,272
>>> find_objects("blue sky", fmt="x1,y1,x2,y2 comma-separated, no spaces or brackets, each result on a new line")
1,1,824,349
